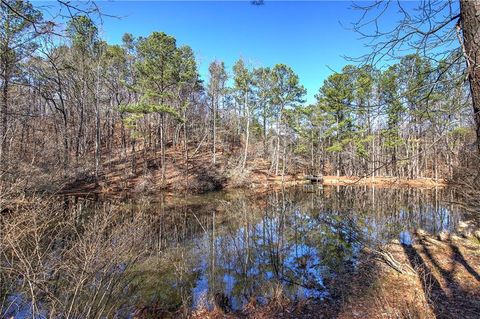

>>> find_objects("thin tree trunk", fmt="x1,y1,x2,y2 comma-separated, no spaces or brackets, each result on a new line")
94,66,101,181
275,109,282,176
242,92,249,170
213,93,216,165
263,105,267,156
1,76,8,164
161,113,166,183
183,110,189,189
131,137,136,175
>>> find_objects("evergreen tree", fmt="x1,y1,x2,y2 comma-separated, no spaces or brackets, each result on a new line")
270,64,306,175
380,65,404,175
252,66,273,152
233,59,253,170
0,0,42,163
208,60,227,164
316,67,355,175
122,32,183,182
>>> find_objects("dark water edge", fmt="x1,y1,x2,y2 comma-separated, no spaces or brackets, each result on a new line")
1,185,466,318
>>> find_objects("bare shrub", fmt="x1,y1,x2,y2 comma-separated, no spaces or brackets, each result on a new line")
226,166,252,189
0,196,147,318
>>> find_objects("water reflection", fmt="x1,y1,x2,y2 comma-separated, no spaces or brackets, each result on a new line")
1,186,464,318
126,186,463,314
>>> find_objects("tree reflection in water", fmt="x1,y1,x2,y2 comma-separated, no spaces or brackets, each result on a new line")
0,186,464,318
128,186,463,313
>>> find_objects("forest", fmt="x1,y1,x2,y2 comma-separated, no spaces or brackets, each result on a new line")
1,1,480,318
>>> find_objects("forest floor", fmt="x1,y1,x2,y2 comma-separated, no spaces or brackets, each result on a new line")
189,232,480,319
59,144,445,198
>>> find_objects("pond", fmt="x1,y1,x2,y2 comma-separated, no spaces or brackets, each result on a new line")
1,185,466,318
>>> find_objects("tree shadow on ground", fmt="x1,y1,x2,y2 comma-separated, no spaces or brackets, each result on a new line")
450,244,480,282
402,239,480,319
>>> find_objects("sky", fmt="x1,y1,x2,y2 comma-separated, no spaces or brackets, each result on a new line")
36,1,395,104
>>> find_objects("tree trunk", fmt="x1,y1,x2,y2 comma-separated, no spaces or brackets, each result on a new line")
275,118,281,176
263,105,267,156
460,0,480,153
274,105,283,176
183,109,189,189
242,92,249,170
212,94,216,165
310,131,314,174
1,77,8,164
62,112,69,172
131,137,136,175
161,113,166,183
94,67,101,181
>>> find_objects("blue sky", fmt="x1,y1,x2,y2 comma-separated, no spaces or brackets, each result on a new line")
37,1,392,103
96,0,377,104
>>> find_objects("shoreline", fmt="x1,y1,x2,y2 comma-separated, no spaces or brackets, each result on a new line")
321,175,446,188
240,175,446,194
189,230,480,319
56,175,447,199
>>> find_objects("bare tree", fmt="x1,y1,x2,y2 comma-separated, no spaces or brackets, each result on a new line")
351,0,480,153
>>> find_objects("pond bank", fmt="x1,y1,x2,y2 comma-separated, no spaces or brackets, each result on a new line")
188,232,480,319
59,170,446,199
241,175,446,193
54,148,447,197
321,176,446,188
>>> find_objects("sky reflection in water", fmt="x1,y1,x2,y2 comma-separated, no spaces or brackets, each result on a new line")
138,186,463,311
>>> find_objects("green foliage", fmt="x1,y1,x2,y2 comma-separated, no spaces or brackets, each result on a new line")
316,66,358,153
67,15,99,55
208,60,228,101
122,32,135,51
116,31,198,139
450,127,471,138
135,32,177,93
354,134,373,158
124,32,196,130
103,44,127,65
270,63,306,109
176,45,200,89
120,103,182,121
0,0,42,78
233,59,252,94
293,143,309,155
380,65,404,150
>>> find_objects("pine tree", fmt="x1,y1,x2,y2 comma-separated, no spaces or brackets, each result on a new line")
233,59,253,170
269,64,306,175
122,32,183,182
0,0,42,163
208,60,227,165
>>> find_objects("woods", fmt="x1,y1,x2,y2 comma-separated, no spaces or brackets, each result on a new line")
1,1,480,318
0,1,476,192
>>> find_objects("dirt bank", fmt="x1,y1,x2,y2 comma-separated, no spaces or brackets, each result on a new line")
187,232,480,319
59,145,446,197
322,176,446,188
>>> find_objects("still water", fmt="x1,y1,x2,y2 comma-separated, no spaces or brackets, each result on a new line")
2,185,465,318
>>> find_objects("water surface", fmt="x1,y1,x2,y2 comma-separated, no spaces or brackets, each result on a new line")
2,185,465,318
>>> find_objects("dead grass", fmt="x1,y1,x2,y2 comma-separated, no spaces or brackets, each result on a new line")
187,232,480,319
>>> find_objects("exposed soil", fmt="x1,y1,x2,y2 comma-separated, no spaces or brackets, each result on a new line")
187,232,480,319
59,145,445,198
322,176,446,188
